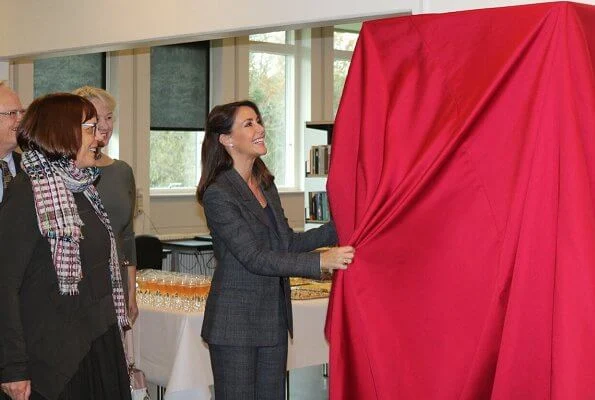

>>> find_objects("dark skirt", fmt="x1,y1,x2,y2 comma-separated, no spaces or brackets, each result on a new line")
30,324,131,400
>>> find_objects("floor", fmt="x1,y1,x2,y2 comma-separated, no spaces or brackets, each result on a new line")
288,365,329,400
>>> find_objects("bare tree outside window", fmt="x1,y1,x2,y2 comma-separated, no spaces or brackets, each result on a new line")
249,52,288,186
248,32,295,187
150,130,204,189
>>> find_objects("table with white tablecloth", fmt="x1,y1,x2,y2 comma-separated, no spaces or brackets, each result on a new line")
133,298,329,400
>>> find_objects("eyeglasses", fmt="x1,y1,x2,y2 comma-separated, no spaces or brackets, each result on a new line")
0,109,26,118
82,122,98,133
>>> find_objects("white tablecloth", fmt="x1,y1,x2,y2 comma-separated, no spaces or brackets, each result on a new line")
134,298,329,400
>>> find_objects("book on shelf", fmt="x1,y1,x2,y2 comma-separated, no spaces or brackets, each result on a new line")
307,191,330,222
307,145,331,176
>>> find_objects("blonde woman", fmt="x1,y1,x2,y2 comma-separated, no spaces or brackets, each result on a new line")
73,86,139,324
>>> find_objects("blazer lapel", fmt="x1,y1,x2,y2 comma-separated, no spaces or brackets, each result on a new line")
222,169,279,237
262,185,287,243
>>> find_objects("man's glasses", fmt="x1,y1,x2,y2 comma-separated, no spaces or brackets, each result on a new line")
82,122,98,134
0,109,26,118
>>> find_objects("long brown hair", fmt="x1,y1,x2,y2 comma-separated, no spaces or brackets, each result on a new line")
196,100,273,204
18,93,97,160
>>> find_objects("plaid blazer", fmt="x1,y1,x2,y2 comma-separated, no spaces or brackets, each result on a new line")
201,168,337,346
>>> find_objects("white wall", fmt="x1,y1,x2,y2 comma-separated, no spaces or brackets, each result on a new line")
4,0,594,62
0,63,8,81
1,0,420,60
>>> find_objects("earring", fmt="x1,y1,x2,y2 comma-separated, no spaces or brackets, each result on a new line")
228,143,234,148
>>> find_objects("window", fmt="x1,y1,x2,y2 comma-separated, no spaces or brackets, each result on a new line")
243,26,359,188
150,130,204,190
333,24,361,116
248,32,297,188
34,53,106,98
149,41,209,192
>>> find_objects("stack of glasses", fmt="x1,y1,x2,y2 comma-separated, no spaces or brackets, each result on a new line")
136,269,211,312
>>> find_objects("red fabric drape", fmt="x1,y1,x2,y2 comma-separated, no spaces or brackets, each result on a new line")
326,2,595,399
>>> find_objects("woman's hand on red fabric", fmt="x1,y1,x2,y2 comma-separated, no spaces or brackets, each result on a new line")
320,246,355,271
2,380,31,400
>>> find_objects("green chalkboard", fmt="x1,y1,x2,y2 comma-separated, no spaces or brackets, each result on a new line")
150,41,209,130
34,53,106,98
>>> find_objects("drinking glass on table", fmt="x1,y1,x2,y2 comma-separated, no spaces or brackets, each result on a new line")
166,274,180,310
145,272,159,307
155,275,169,308
186,276,199,312
180,275,194,312
171,274,184,311
195,276,211,311
135,270,148,304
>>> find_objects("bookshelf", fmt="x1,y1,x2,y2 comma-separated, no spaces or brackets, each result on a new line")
304,121,333,231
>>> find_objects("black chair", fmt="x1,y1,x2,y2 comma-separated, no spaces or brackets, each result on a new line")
135,235,164,270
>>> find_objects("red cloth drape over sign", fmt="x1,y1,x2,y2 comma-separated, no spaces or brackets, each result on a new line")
326,2,595,399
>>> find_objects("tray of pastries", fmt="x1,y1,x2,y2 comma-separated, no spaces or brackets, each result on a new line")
290,281,332,300
290,272,332,288
289,277,312,286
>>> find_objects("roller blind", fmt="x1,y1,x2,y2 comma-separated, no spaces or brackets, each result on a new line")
34,53,106,98
150,41,209,130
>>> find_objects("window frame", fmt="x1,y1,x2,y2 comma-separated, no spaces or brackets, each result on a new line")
332,25,360,117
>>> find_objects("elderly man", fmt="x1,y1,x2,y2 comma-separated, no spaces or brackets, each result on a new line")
0,82,24,204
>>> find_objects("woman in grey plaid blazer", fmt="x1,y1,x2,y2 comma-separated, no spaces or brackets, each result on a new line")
196,100,355,400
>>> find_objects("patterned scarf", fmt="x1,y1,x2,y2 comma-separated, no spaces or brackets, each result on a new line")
22,150,130,330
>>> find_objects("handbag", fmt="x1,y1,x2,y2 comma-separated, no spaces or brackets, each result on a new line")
125,330,151,400
129,363,150,400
